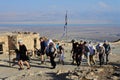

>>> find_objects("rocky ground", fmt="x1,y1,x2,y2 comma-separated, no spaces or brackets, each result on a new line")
0,41,120,80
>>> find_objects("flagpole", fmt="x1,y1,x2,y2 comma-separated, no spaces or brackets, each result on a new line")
61,11,68,41
65,10,68,42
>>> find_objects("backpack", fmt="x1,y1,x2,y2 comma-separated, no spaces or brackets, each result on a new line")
49,46,55,53
46,47,50,56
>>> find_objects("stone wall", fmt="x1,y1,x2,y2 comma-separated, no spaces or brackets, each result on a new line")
0,35,9,54
16,33,40,51
0,32,40,54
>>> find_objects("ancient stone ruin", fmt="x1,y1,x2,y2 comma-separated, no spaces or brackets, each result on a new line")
0,32,40,55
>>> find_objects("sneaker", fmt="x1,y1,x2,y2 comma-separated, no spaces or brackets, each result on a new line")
50,67,55,69
41,61,44,64
18,68,24,70
50,66,56,69
27,67,31,70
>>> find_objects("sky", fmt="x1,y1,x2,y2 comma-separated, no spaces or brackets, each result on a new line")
0,0,120,25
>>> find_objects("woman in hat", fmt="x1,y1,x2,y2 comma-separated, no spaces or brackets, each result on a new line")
18,40,30,70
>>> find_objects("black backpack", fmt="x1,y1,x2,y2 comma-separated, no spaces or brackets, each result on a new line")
49,46,55,53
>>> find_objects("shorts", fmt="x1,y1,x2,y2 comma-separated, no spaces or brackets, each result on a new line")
41,49,45,55
20,55,28,61
59,53,64,60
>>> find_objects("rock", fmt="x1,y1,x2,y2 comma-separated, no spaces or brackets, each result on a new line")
93,76,99,80
86,71,96,79
70,75,78,80
56,70,62,75
36,71,43,76
112,72,120,77
59,65,118,80
114,66,120,69
81,76,91,80
66,76,70,79
112,76,119,80
96,68,104,73
28,73,34,76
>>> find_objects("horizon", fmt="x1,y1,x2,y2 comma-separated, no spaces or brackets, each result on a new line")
0,23,120,27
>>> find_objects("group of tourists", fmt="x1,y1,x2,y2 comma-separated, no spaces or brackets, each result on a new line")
39,37,65,69
13,37,111,70
71,40,111,66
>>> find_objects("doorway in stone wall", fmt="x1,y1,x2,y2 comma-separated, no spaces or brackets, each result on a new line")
0,44,3,54
34,38,37,48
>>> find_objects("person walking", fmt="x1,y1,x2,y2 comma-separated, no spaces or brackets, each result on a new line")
48,42,56,69
71,40,78,65
76,41,83,67
18,40,30,70
103,40,111,64
83,41,91,66
12,49,20,66
39,37,47,64
58,45,65,65
88,42,96,66
98,43,105,66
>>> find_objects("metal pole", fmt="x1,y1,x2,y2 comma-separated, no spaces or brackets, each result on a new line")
8,35,11,67
65,10,68,42
9,50,11,67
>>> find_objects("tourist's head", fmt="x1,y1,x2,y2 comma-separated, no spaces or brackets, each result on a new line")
99,43,103,47
49,42,54,46
71,39,75,43
89,41,92,44
48,39,53,45
83,41,87,45
39,37,44,41
80,40,83,44
57,43,59,45
104,40,108,44
18,40,23,45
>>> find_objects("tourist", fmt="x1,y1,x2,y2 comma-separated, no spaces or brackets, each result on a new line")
103,40,111,64
76,41,83,67
83,41,91,66
98,43,105,66
58,44,65,65
18,40,30,70
39,37,47,64
71,39,77,64
48,42,56,69
56,43,60,51
88,41,96,66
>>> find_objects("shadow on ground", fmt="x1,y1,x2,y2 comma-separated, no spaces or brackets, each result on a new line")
46,72,70,80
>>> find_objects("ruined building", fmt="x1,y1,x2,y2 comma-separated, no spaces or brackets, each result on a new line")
0,32,40,54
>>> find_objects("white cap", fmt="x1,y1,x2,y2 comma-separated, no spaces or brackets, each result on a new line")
99,43,103,47
47,39,53,46
18,39,23,43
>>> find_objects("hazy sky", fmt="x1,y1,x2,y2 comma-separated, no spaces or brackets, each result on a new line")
0,0,120,24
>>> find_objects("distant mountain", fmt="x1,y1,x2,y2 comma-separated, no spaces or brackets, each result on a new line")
113,39,120,42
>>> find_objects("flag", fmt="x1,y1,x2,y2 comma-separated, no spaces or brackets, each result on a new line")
65,12,67,26
64,11,67,31
61,11,68,39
